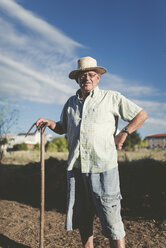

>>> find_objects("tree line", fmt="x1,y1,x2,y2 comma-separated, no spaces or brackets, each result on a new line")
13,136,68,152
13,131,144,152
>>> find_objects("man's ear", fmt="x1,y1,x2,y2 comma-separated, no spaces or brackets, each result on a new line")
97,74,101,82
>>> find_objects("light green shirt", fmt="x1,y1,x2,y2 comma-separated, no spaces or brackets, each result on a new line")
57,86,142,173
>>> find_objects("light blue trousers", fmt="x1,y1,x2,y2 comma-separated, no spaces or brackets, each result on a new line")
65,166,126,240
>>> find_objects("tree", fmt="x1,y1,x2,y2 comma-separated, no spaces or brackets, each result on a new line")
0,100,18,161
33,143,40,151
123,131,141,149
13,143,28,151
54,137,68,152
46,137,68,152
0,137,8,159
45,141,58,152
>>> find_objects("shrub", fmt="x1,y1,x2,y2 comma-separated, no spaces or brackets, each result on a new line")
33,143,40,151
46,141,58,152
54,137,68,152
0,137,8,145
46,137,68,152
13,143,28,151
123,131,141,149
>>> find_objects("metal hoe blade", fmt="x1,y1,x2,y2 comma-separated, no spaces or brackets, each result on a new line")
25,122,48,137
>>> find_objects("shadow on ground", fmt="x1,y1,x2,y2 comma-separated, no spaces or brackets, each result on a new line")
0,158,67,212
0,157,166,220
0,234,31,248
119,158,166,220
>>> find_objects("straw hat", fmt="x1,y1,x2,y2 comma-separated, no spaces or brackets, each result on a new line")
69,56,107,79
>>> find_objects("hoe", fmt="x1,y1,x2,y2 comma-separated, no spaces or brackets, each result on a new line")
25,122,48,248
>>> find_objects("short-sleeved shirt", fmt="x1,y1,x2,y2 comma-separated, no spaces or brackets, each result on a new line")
56,86,142,173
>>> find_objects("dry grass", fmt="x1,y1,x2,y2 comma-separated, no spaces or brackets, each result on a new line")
2,151,69,165
2,149,166,165
118,149,166,162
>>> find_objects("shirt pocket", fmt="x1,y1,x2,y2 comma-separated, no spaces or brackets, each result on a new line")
91,108,115,124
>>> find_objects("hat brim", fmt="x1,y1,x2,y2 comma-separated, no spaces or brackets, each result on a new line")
69,67,107,79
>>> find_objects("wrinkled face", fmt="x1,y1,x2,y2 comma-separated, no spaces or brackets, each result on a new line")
77,70,101,93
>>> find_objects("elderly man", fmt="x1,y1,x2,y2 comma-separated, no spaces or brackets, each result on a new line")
37,56,148,248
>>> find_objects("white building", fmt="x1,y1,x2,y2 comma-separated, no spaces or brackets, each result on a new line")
1,133,54,150
14,132,41,145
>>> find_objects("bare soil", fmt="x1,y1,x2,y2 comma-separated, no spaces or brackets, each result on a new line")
0,157,166,247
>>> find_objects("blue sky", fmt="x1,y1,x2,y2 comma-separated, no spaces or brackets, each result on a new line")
0,0,165,138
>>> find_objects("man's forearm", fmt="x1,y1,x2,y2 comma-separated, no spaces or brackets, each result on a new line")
115,109,148,150
125,109,148,134
53,122,65,134
48,121,65,135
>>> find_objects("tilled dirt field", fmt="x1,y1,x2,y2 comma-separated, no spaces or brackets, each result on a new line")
0,200,166,248
0,157,166,247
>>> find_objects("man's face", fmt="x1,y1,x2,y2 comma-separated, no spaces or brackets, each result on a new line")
77,70,101,93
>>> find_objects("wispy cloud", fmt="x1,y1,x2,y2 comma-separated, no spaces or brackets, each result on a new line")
0,55,75,94
134,100,166,136
134,100,166,114
0,0,82,54
0,0,80,103
0,59,75,104
146,118,166,128
102,73,158,98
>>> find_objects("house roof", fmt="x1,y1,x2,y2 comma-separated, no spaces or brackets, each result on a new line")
2,134,16,138
146,133,166,138
18,133,39,136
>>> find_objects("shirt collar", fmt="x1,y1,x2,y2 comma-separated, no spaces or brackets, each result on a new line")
90,86,99,97
76,86,99,99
